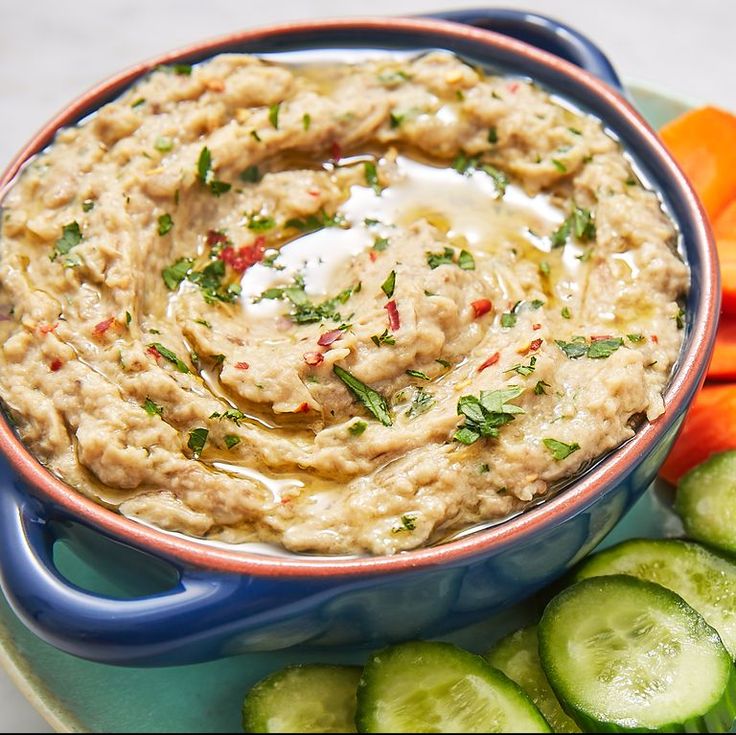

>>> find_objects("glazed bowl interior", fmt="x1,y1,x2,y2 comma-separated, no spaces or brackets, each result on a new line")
0,17,717,577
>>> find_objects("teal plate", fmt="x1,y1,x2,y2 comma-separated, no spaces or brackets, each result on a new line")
0,85,709,734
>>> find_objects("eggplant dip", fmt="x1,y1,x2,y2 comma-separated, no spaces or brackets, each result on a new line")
0,52,688,555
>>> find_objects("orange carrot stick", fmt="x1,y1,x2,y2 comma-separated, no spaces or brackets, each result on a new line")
660,384,736,485
708,317,736,381
660,106,736,220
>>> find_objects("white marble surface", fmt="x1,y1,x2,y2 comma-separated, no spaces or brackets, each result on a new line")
0,0,734,731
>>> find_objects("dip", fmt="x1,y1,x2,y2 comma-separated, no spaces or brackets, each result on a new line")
0,51,688,555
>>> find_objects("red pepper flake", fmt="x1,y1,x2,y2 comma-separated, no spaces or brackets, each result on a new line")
39,322,58,335
385,300,400,331
93,317,115,336
304,351,324,366
471,299,493,319
317,329,342,347
147,345,161,360
651,334,659,344
590,334,613,342
295,402,310,414
50,358,63,372
507,82,519,93
220,237,265,273
330,141,342,163
478,352,500,372
529,338,543,352
369,250,378,262
307,189,320,198
532,323,542,331
234,361,250,370
206,230,229,247
206,79,225,92
280,497,292,505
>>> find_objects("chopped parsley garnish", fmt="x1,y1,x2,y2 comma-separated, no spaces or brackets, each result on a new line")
187,259,240,304
209,180,231,197
451,154,508,196
407,387,435,418
52,221,82,261
436,358,451,368
172,63,192,75
551,158,567,173
568,126,582,135
302,113,311,131
285,209,345,233
142,398,163,417
195,319,212,328
551,205,596,249
505,356,536,377
157,213,173,236
561,306,571,319
348,420,367,436
240,165,261,183
534,380,550,395
399,514,416,531
364,161,381,194
539,260,551,276
210,408,248,425
371,329,396,347
224,434,241,449
246,213,275,232
187,427,209,459
458,249,475,270
377,69,410,87
131,97,145,108
426,247,456,269
500,312,517,328
454,386,525,445
149,343,190,373
333,365,392,426
372,236,390,252
268,103,280,129
487,127,498,144
627,333,645,343
556,336,624,359
196,146,230,196
258,276,358,325
543,438,580,460
162,257,193,290
587,337,624,359
675,307,686,329
479,463,490,474
251,130,262,142
125,311,132,326
82,199,95,212
154,136,173,152
390,112,404,128
381,270,396,298
406,369,430,381
480,164,509,196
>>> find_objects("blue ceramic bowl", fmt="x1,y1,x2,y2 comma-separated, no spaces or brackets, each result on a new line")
0,10,718,666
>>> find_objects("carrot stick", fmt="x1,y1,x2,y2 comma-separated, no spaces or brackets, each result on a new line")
659,106,736,220
660,384,736,485
714,199,736,240
716,238,736,315
708,317,736,381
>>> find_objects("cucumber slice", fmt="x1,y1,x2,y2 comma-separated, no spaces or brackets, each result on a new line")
242,664,362,733
675,450,736,555
574,538,736,659
538,575,736,733
487,626,581,733
355,640,551,733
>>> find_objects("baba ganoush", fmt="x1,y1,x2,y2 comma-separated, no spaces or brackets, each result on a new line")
0,51,688,555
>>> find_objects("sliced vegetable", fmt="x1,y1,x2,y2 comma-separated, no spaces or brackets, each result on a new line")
659,385,736,485
242,664,361,733
355,641,550,733
675,450,736,556
574,538,736,659
708,316,736,380
659,106,736,220
539,575,736,733
487,626,580,733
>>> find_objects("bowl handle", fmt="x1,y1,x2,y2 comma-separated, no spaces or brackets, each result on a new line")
425,8,624,91
0,479,240,665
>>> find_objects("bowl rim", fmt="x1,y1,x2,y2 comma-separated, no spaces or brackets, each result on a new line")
0,15,718,578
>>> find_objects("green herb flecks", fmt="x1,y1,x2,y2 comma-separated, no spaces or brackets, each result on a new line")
348,420,367,437
551,206,596,249
390,112,404,129
142,398,163,417
555,337,589,359
451,154,509,196
157,213,173,236
454,386,524,445
551,158,567,173
154,136,173,153
224,434,241,449
268,103,280,129
333,365,392,426
500,312,517,328
381,270,396,298
162,258,192,291
543,437,580,460
302,113,311,131
372,236,390,252
406,369,430,381
364,161,381,194
187,427,209,459
407,387,435,418
196,146,230,196
210,408,248,426
458,249,475,270
52,221,82,261
675,307,686,329
487,127,498,144
246,213,275,232
534,380,551,395
587,337,624,359
371,329,396,347
285,209,345,233
627,333,645,343
240,165,261,183
505,356,537,377
82,199,95,212
561,306,571,319
149,343,190,373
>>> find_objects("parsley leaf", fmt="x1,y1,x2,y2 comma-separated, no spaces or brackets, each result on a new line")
458,249,475,270
500,312,517,328
348,420,367,436
246,213,275,232
534,380,550,395
333,365,392,426
555,337,588,359
52,221,82,261
224,434,241,449
454,386,524,444
406,369,430,381
364,161,381,194
268,103,280,129
543,437,580,460
162,257,193,290
240,165,261,183
371,329,395,347
142,398,163,416
149,343,190,373
381,270,396,298
197,147,212,184
587,337,623,359
426,247,456,269
187,427,209,459
157,213,174,236
373,236,390,252
210,408,248,425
